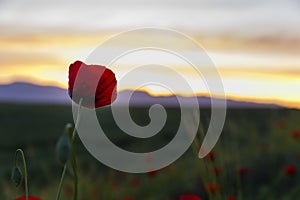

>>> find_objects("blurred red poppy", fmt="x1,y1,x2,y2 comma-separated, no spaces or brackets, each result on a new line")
123,197,134,200
147,170,158,177
16,196,41,200
204,151,215,161
204,183,220,193
68,60,117,108
179,194,202,200
227,194,236,200
292,130,300,139
285,164,296,176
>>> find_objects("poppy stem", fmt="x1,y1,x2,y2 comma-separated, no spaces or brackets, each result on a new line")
55,164,67,200
15,149,29,200
55,99,82,200
70,98,83,200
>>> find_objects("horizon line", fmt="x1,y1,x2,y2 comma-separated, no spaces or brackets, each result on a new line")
1,81,299,110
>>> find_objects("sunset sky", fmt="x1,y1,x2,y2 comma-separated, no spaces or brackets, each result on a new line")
0,0,300,108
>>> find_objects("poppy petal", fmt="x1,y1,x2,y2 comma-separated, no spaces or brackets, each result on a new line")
68,60,117,108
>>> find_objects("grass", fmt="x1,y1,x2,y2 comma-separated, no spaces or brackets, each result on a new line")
0,103,300,199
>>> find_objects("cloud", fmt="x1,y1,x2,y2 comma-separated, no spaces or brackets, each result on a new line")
0,0,299,107
0,51,63,67
0,0,300,38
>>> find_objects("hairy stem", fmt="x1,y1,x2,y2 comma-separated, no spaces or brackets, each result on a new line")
15,149,29,200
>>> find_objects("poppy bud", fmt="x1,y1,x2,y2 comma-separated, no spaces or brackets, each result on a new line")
11,166,22,187
64,123,73,138
56,133,71,165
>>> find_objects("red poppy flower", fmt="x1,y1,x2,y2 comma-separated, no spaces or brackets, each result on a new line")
16,196,41,200
292,130,300,139
179,194,202,200
204,151,215,161
285,164,296,176
123,197,134,200
68,60,117,108
147,170,158,177
204,183,220,193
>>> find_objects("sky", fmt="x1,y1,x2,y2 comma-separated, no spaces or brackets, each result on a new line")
0,0,300,108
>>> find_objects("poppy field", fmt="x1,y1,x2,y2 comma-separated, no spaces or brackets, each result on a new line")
1,103,300,200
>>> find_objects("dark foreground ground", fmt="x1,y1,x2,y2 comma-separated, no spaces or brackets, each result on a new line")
1,103,300,200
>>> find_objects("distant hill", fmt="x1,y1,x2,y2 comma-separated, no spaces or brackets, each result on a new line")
115,90,281,108
0,82,281,108
0,82,71,104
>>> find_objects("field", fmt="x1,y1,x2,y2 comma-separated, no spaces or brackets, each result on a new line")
1,103,300,200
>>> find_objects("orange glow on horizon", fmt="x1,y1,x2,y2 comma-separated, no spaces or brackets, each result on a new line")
0,76,298,109
1,32,299,110
0,75,67,89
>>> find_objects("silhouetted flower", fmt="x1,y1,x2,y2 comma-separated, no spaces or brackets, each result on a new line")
68,60,117,108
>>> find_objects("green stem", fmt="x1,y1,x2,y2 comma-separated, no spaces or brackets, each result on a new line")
71,98,83,200
15,149,29,200
71,139,78,200
55,164,67,200
55,98,83,200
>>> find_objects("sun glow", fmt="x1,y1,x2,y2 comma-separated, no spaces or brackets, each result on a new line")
1,35,299,109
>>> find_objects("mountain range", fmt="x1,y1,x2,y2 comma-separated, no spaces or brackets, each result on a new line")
0,82,281,108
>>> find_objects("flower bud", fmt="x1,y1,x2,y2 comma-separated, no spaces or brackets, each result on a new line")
11,166,22,187
64,123,73,138
56,134,71,165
